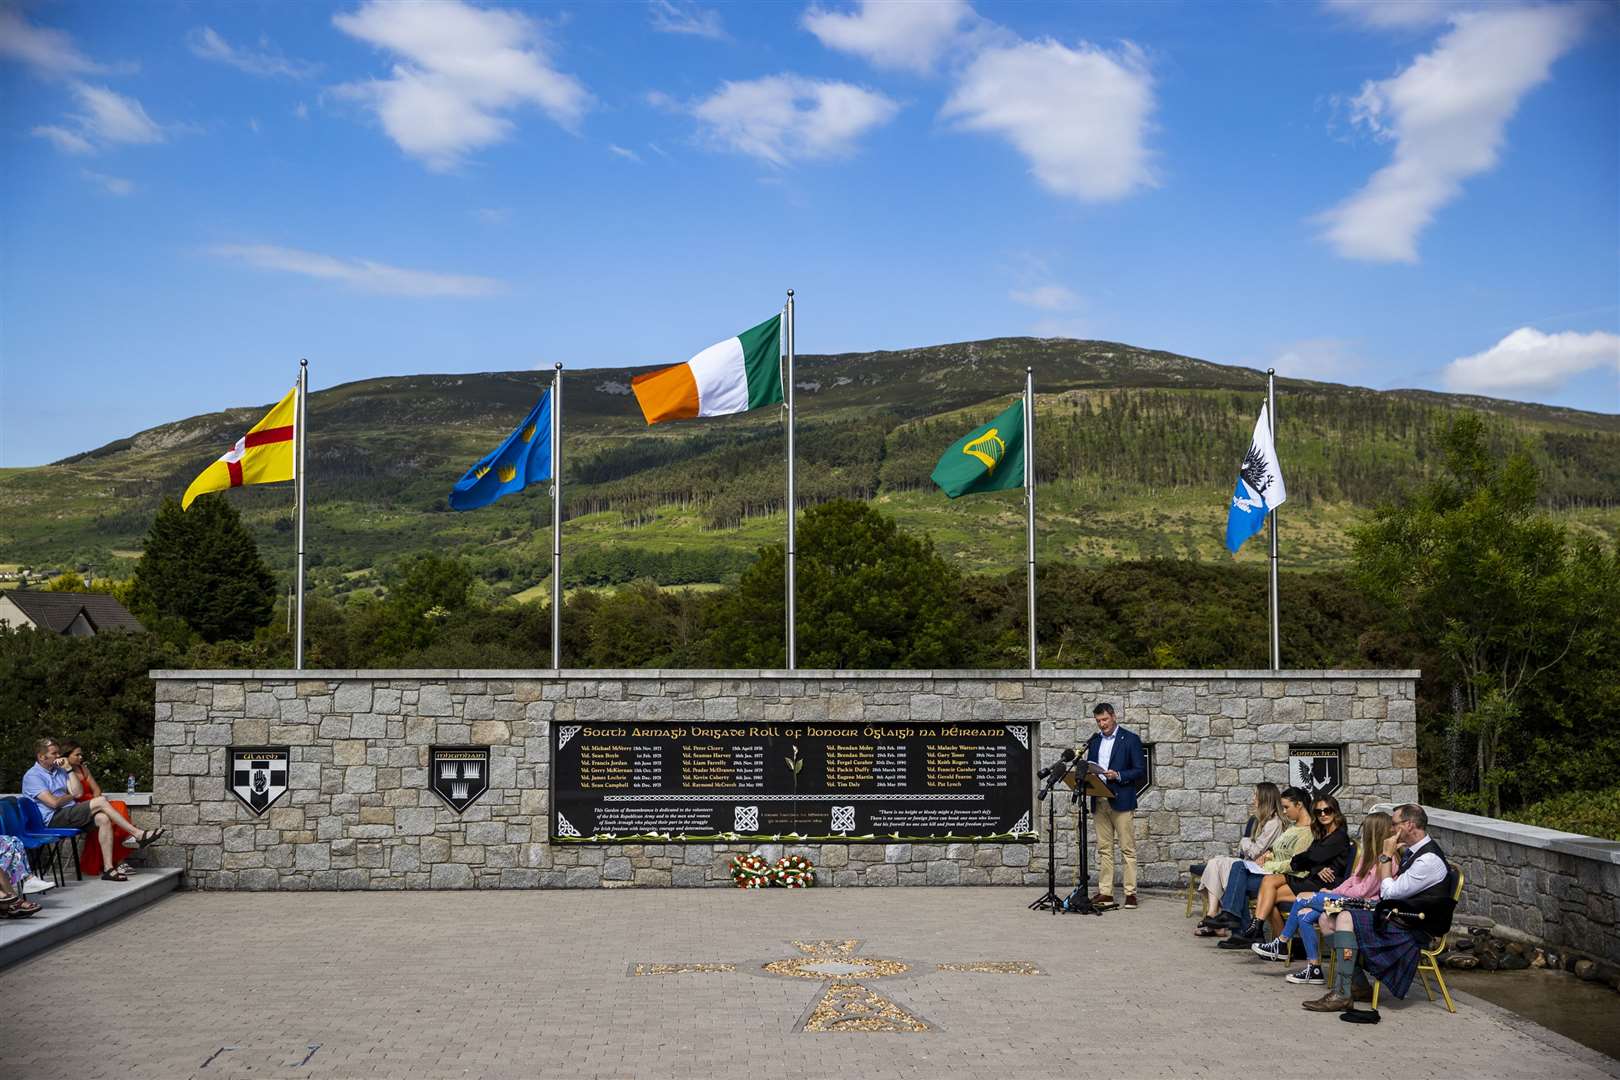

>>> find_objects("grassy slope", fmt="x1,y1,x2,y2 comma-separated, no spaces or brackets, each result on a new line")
3,337,1615,594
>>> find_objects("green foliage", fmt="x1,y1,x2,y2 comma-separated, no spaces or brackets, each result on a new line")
130,496,277,644
1352,414,1620,815
706,500,973,668
0,626,174,792
1504,786,1620,842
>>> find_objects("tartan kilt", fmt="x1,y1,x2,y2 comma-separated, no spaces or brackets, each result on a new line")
1351,908,1426,999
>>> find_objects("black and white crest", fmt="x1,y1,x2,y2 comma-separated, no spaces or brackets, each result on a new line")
1288,745,1343,798
228,746,290,816
429,746,490,813
1240,443,1273,495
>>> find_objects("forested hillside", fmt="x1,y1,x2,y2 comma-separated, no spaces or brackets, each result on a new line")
2,336,1616,598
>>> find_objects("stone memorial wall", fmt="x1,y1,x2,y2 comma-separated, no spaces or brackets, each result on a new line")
147,669,1418,890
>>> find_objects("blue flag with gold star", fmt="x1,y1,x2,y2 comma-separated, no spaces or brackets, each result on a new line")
449,390,552,511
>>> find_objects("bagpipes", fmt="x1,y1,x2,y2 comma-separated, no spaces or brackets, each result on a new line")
1320,895,1424,933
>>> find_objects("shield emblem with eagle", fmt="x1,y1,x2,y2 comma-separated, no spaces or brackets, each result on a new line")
228,746,290,816
1288,745,1343,798
429,746,490,813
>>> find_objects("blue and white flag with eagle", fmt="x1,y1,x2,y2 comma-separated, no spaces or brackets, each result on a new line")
1225,402,1286,553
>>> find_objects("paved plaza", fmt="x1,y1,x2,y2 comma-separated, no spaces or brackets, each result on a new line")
2,886,1614,1080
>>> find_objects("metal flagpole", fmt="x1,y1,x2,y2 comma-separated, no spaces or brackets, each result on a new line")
785,290,797,671
551,362,564,672
1025,367,1037,672
294,359,308,671
1267,368,1280,671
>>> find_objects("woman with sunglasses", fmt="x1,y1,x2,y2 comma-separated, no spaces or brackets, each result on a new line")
62,739,154,878
1220,794,1350,949
1250,810,1392,985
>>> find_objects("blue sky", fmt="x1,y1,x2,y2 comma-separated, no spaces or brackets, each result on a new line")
1,0,1616,466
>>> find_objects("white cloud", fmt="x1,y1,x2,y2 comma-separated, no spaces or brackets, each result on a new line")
293,102,310,120
81,170,134,196
0,8,107,77
691,75,899,165
941,38,1156,202
211,243,505,297
31,124,94,154
608,143,642,162
332,0,590,171
648,0,727,40
70,83,165,145
473,207,512,225
187,27,320,79
1316,6,1588,263
1442,327,1620,396
1010,284,1081,311
803,0,976,73
1324,0,1471,30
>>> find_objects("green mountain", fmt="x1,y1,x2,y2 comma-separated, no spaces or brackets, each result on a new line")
4,337,1617,599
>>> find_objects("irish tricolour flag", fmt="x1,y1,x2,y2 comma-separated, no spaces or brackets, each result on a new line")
631,314,782,425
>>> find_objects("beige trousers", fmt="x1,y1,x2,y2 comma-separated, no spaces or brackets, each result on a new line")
1094,806,1137,895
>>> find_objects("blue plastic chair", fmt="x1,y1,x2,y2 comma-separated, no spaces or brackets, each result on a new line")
0,796,67,887
18,795,84,881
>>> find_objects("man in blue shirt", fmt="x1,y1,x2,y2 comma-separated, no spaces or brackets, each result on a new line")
21,737,161,881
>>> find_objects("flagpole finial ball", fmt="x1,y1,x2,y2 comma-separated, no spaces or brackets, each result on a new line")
554,362,563,371
786,288,794,297
300,358,308,368
1267,367,1275,375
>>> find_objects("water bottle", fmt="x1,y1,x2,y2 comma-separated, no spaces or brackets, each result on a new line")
127,774,136,795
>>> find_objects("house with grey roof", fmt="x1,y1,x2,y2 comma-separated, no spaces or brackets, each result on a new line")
0,589,144,636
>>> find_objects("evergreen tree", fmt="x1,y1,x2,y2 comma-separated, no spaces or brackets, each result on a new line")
706,500,971,668
130,496,277,643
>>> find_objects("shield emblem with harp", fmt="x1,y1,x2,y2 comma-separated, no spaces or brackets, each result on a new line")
429,746,490,813
229,746,290,816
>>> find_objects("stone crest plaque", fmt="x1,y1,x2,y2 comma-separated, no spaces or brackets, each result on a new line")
228,746,290,816
1288,744,1343,798
429,746,490,813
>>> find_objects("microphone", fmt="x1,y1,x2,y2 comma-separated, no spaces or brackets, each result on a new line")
1037,749,1076,800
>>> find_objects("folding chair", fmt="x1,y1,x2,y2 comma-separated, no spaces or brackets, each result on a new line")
1371,870,1466,1013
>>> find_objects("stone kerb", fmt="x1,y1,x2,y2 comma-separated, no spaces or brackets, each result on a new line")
147,669,1419,891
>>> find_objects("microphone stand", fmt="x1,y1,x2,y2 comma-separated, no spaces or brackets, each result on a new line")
1028,773,1066,913
1063,772,1105,916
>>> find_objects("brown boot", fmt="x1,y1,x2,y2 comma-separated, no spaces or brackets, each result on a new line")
1302,992,1351,1012
1124,894,1139,909
1091,893,1114,907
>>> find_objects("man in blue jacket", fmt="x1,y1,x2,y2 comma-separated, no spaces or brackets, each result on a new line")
1084,702,1147,909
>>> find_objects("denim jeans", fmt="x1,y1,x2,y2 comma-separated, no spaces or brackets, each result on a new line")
1219,863,1263,918
1282,893,1333,961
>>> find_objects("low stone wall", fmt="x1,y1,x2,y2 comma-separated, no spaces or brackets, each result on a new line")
1424,807,1620,968
147,669,1418,890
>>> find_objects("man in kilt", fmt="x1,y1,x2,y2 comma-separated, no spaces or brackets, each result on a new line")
1306,803,1457,1019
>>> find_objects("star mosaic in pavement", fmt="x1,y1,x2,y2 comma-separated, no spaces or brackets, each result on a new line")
630,938,1042,1033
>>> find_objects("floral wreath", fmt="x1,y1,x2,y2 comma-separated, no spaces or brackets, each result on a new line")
770,853,816,889
729,853,771,889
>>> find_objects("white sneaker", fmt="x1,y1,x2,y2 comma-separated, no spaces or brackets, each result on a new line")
22,875,55,894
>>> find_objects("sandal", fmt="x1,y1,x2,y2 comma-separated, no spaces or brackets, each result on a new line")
1194,925,1223,937
101,868,129,882
4,898,41,917
136,827,165,849
116,862,135,876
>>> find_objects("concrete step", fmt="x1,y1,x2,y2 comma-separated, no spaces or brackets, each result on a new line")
0,866,183,970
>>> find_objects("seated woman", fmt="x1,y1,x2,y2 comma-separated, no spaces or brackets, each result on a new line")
62,740,138,878
1250,810,1392,984
1199,786,1313,938
1192,782,1285,926
1221,794,1351,948
1,834,43,918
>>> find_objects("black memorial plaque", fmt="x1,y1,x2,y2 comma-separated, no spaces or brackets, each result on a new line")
550,721,1036,844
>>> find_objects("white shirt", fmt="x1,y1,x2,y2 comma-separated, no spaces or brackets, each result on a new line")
1096,732,1117,774
1379,835,1447,900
